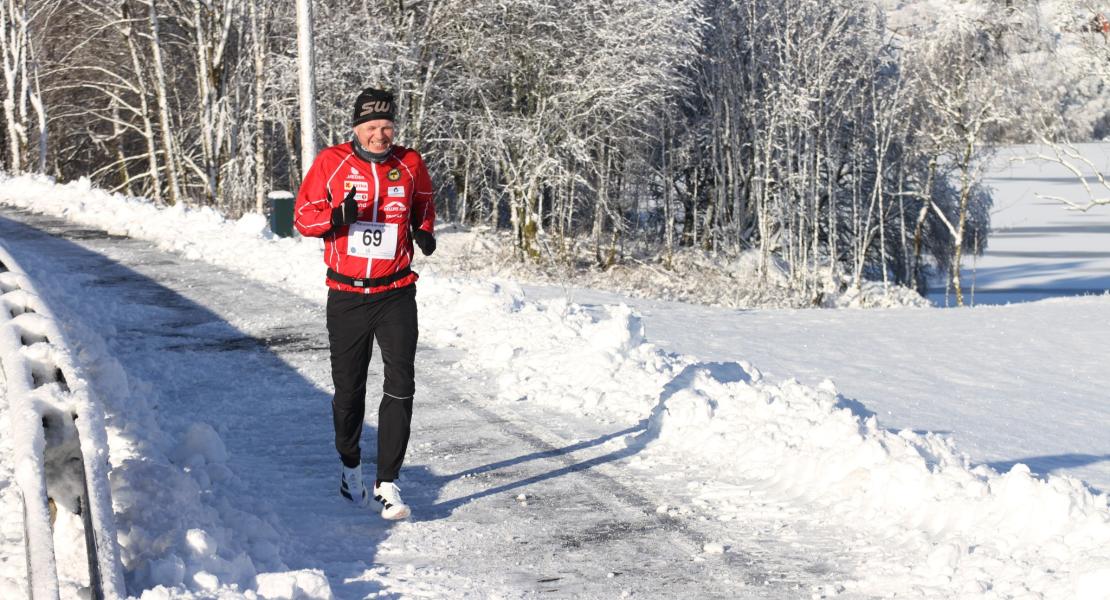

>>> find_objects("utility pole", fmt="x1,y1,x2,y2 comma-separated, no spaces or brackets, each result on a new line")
296,0,316,173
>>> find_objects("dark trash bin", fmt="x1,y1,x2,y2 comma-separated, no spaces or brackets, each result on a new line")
268,191,295,238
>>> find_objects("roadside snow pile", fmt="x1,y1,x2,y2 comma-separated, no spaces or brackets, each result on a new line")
254,570,333,600
647,368,1110,598
429,288,677,420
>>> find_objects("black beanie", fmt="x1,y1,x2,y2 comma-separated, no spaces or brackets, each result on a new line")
352,87,396,126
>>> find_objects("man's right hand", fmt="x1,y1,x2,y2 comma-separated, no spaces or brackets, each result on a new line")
330,188,360,228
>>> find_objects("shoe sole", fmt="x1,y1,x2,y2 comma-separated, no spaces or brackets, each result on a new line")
341,487,369,507
382,505,411,520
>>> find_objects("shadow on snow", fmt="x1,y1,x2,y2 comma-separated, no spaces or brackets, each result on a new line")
0,210,424,598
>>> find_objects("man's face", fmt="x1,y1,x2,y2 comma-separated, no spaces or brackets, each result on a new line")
354,119,395,155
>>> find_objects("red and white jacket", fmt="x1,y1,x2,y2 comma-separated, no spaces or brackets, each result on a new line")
294,142,435,294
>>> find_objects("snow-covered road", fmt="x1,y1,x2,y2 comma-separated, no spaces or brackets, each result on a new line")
0,208,863,598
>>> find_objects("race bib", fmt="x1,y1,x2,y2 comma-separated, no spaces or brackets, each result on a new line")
346,221,397,259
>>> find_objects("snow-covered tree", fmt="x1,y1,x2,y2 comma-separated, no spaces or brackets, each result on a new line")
0,0,50,174
424,0,703,260
8,0,1052,302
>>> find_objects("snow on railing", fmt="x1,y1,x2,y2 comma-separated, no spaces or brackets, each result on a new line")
0,242,124,600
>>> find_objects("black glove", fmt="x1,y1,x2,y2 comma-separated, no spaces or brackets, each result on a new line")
330,188,359,228
412,228,436,256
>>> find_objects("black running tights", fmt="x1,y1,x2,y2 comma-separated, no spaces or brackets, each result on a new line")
326,285,417,481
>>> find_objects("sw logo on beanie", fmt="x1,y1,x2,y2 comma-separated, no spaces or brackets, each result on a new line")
353,88,396,126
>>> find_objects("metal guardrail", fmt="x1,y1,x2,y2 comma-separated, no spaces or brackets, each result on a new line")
0,244,124,599
79,452,104,600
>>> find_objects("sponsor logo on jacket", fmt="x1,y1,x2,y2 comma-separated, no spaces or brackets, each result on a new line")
382,201,406,213
343,180,368,191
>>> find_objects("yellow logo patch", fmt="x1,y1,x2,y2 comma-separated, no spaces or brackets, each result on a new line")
387,168,401,182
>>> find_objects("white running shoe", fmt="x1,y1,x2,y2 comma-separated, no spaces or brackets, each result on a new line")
373,481,412,520
340,465,369,507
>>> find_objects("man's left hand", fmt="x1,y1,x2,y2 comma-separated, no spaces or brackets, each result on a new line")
412,228,436,256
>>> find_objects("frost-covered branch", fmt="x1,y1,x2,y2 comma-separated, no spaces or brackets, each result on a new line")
1028,140,1110,210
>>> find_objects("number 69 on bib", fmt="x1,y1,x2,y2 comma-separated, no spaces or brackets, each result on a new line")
347,221,398,259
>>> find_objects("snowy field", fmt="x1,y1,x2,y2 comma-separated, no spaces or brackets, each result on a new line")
0,145,1109,599
938,145,1110,304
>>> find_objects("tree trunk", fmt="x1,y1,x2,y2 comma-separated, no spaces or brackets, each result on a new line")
120,4,163,202
249,0,267,213
909,160,936,293
148,0,183,204
952,142,975,307
1,0,26,174
110,98,133,195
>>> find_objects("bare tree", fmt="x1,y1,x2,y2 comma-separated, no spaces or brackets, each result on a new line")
146,0,183,205
910,20,1010,305
0,0,49,173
